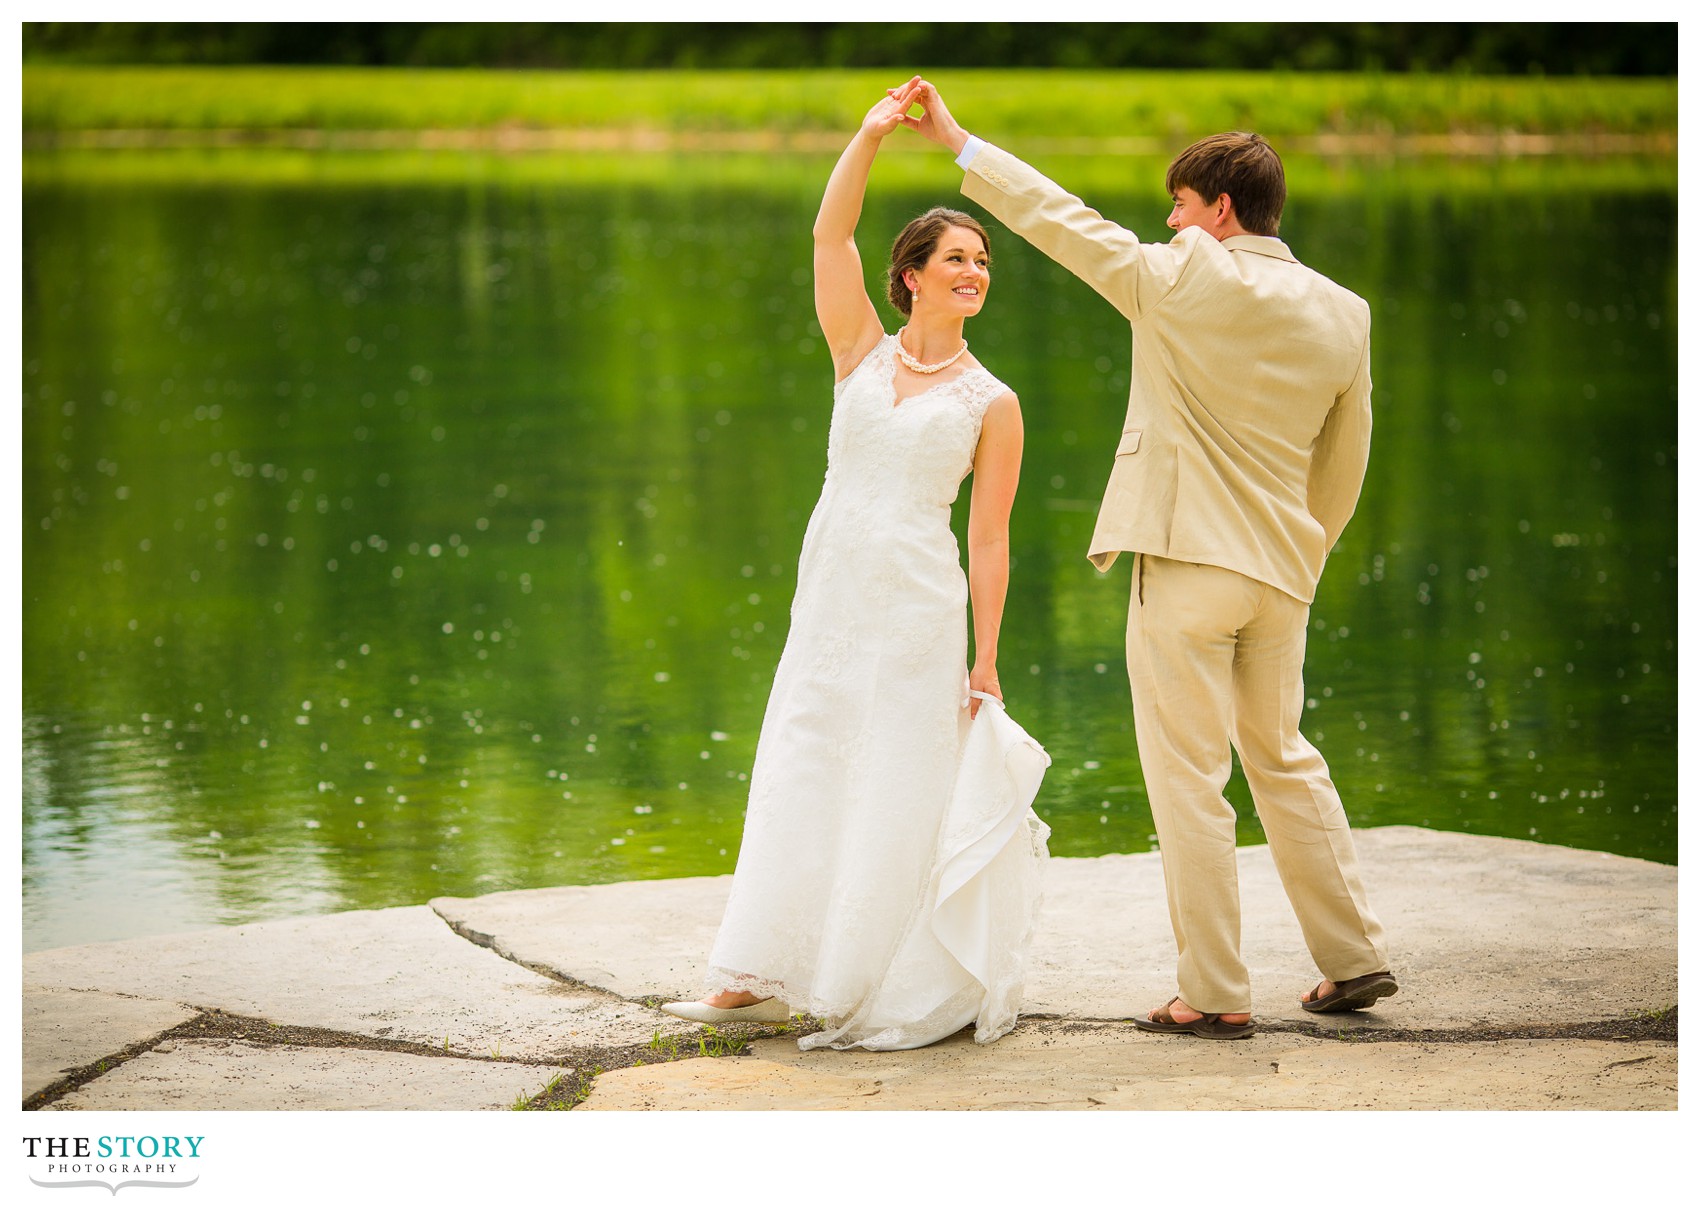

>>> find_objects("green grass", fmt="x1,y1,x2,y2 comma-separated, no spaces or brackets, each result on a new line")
647,1025,750,1060
512,1067,596,1111
507,1025,752,1110
23,65,1676,142
694,1026,743,1058
1632,1005,1677,1023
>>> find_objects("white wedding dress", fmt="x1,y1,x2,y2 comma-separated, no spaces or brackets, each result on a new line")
704,334,1051,1051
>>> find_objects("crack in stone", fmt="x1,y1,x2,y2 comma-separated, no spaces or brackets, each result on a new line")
1058,1010,1678,1046
22,989,797,1112
428,904,635,1003
543,1012,1681,1111
23,1019,191,1112
23,1007,570,1111
26,1001,1676,1112
1601,1055,1660,1071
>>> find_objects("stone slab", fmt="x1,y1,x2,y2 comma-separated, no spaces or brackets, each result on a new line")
1024,826,1677,1027
437,827,1676,1029
22,985,201,1101
22,828,1676,1113
582,1021,1677,1111
47,1040,567,1112
430,875,730,1000
22,905,676,1060
581,1056,883,1111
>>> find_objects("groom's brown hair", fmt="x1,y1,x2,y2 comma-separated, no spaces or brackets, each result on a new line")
1165,132,1286,237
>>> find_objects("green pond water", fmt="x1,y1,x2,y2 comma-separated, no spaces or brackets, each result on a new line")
21,150,1677,951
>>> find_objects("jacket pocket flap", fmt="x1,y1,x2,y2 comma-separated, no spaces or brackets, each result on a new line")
1116,429,1143,456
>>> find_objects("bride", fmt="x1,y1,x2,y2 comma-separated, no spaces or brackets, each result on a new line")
661,78,1050,1051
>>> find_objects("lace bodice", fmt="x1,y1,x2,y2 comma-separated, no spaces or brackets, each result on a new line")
825,334,1013,511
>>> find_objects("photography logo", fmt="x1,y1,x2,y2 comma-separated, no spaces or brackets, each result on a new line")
23,1135,203,1195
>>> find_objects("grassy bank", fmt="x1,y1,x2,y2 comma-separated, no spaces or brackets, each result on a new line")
20,145,1679,200
24,65,1676,144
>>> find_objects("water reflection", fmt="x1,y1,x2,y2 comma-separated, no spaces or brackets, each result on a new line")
22,151,1676,950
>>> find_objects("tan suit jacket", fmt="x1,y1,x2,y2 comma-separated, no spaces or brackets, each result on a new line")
962,144,1372,604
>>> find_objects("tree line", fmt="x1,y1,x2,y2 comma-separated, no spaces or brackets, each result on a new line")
22,22,1676,76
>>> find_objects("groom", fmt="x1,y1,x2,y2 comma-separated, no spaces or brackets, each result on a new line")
903,81,1395,1038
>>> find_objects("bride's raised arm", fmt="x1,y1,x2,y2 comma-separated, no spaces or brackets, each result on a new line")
813,78,921,381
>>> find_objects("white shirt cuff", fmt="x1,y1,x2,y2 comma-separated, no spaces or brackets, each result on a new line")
955,135,985,169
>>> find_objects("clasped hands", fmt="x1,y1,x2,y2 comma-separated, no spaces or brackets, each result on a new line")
865,76,968,154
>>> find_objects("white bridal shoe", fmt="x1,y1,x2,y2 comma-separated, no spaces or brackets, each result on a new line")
659,997,791,1024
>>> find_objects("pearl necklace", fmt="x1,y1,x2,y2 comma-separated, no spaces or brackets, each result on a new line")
895,327,969,375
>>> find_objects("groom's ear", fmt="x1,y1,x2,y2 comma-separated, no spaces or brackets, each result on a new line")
1215,193,1236,229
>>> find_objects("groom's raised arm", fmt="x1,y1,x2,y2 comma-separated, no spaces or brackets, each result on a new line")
903,81,1188,322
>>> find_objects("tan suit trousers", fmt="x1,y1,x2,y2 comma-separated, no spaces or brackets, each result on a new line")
1127,554,1389,1014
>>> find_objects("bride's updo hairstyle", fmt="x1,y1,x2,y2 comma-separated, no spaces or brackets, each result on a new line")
887,207,991,317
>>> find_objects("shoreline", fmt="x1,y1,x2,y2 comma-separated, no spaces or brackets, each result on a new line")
23,826,1677,1111
24,127,1678,157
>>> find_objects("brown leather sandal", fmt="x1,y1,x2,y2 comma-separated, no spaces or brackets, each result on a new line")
1133,996,1256,1040
1300,971,1398,1013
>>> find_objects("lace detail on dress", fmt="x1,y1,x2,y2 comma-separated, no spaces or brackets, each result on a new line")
699,334,1047,1051
949,362,1015,427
